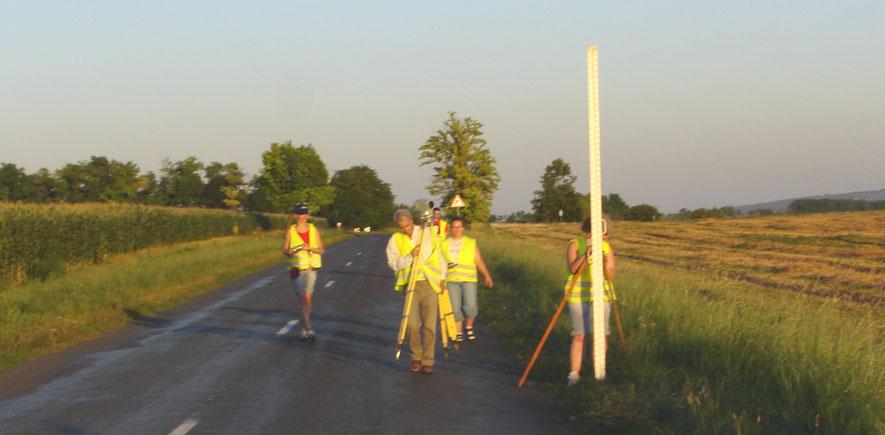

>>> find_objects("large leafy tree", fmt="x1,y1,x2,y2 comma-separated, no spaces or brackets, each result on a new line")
54,156,141,202
203,162,245,209
0,163,36,201
156,156,205,206
419,112,500,222
249,141,334,213
531,158,582,222
324,165,395,228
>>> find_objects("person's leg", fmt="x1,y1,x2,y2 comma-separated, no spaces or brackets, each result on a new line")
407,283,424,365
303,270,317,335
417,281,438,368
462,282,478,339
570,334,585,374
567,301,590,384
448,282,465,340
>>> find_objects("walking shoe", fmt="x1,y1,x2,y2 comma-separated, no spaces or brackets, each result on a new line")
455,332,464,342
421,365,434,375
307,329,316,342
465,327,476,342
567,371,580,386
300,329,310,340
410,361,422,373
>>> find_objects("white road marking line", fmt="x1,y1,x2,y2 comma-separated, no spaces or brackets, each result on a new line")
169,418,199,435
345,261,353,267
356,252,362,256
324,280,335,288
276,319,300,336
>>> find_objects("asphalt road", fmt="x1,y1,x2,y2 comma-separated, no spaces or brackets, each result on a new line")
0,235,577,435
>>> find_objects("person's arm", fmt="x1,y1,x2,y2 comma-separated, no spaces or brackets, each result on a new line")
603,249,616,281
566,241,583,274
282,226,291,255
386,236,412,271
307,229,325,255
474,246,494,288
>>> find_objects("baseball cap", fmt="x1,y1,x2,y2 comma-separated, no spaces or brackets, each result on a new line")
291,203,309,215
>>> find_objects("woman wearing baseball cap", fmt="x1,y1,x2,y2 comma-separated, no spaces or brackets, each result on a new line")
283,203,325,341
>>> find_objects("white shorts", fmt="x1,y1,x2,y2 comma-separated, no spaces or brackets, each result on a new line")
291,269,318,295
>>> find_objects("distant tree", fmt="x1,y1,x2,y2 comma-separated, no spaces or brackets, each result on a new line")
138,171,161,204
53,156,141,202
624,204,661,221
156,156,205,206
324,165,395,228
0,163,36,201
531,158,582,222
29,168,59,202
249,142,334,213
788,198,877,214
506,210,534,223
603,194,629,219
748,208,774,217
203,162,245,209
419,112,500,223
580,192,630,220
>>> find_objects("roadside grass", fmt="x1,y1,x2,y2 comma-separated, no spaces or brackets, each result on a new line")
473,230,883,434
0,229,350,372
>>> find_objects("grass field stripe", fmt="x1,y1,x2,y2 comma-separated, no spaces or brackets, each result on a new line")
168,418,199,435
276,319,299,336
587,44,606,381
324,280,335,288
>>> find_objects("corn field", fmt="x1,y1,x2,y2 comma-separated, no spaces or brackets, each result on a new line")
0,203,287,286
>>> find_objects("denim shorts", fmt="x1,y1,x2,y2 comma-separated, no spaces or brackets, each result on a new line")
291,269,317,295
447,281,478,321
568,301,611,336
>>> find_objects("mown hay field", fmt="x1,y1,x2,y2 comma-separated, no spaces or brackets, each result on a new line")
489,211,884,305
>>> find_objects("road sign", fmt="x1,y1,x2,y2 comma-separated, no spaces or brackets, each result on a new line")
450,194,466,208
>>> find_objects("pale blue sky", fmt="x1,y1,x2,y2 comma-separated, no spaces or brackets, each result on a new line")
1,1,883,213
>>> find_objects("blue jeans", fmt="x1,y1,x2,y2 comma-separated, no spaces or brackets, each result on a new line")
447,281,478,322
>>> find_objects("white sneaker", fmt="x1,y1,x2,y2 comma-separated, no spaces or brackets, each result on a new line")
567,371,580,386
300,329,310,340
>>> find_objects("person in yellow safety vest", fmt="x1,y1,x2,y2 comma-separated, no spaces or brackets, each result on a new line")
564,217,616,386
441,217,494,343
431,207,448,242
282,203,325,341
386,208,448,375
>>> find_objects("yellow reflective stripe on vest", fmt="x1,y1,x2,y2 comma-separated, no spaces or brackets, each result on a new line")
442,237,478,283
563,237,612,303
392,231,444,293
289,223,322,270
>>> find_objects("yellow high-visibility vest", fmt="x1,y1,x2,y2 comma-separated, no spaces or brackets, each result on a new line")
288,223,322,270
392,231,443,293
564,237,612,303
441,236,478,283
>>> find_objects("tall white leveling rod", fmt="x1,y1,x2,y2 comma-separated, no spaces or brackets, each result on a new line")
586,44,606,381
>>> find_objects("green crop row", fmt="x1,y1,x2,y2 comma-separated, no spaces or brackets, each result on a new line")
0,203,288,286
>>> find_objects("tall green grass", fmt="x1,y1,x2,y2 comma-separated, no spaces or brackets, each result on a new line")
0,228,349,372
474,231,883,434
0,203,288,286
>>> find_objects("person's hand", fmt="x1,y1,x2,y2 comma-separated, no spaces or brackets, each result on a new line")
411,246,420,257
484,276,494,288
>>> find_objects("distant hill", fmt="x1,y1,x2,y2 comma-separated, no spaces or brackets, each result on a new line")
734,189,885,214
